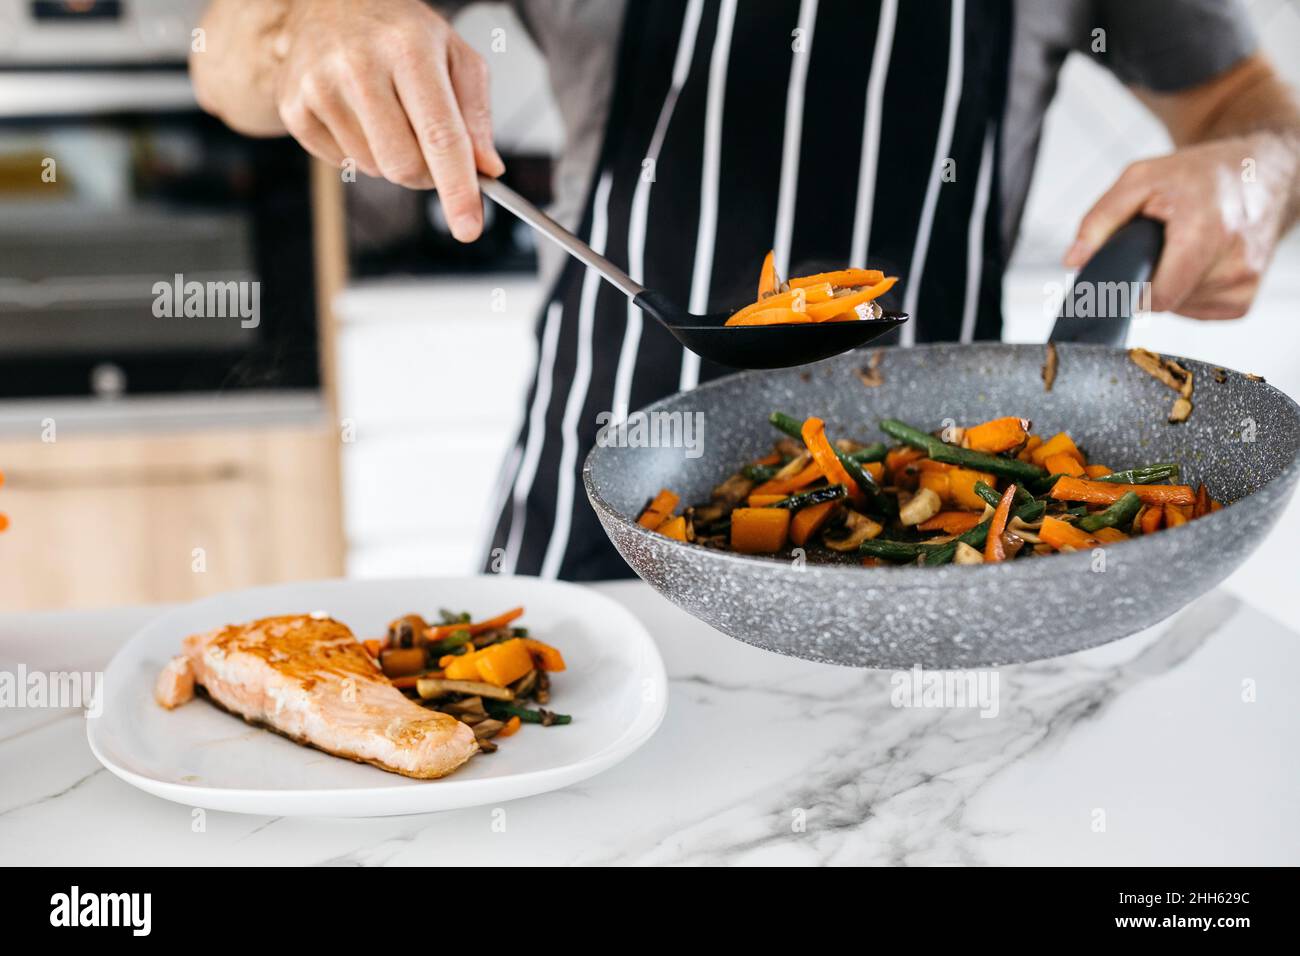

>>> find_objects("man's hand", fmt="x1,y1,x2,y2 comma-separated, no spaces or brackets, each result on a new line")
1064,54,1300,320
1065,135,1295,318
192,0,504,242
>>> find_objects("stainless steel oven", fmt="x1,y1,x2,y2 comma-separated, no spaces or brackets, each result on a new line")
0,0,321,400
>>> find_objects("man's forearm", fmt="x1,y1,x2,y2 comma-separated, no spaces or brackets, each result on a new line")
190,0,292,136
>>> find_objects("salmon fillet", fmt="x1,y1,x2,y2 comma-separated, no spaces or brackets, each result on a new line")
154,614,477,779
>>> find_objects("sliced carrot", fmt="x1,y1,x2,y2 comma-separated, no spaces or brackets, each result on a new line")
1049,476,1195,507
754,452,783,467
425,606,526,643
475,639,535,687
757,249,778,298
1039,515,1100,551
655,514,688,541
1017,435,1043,462
788,268,884,290
919,469,950,500
964,417,1028,454
790,499,838,547
805,276,898,321
522,638,566,672
730,507,790,554
1031,432,1084,467
497,715,523,738
1043,452,1085,478
801,416,864,504
886,445,926,479
637,489,680,529
947,468,998,511
1093,527,1129,543
1211,499,1224,512
1140,504,1164,534
753,461,822,496
916,458,953,473
1193,483,1211,519
1084,464,1113,478
984,484,1018,562
724,283,834,326
746,493,789,507
1164,504,1189,528
726,306,816,327
442,650,482,681
864,461,884,483
918,511,983,534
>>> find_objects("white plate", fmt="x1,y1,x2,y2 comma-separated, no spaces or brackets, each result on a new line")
87,576,667,817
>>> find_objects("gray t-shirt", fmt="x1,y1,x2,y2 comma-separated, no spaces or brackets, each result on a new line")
444,0,1256,283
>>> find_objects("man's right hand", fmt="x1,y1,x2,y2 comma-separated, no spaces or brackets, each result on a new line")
191,0,504,242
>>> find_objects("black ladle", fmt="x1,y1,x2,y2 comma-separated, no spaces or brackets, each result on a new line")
478,175,907,369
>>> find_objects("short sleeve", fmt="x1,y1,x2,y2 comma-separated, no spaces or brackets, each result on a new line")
1082,0,1258,92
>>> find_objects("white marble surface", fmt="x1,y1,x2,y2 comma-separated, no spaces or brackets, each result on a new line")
1,547,1298,865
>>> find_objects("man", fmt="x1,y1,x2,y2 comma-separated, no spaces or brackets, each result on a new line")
192,0,1300,579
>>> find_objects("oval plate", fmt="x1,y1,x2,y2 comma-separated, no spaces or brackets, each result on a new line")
87,576,667,817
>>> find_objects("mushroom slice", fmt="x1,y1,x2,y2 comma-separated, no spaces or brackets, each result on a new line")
899,487,942,526
823,510,883,551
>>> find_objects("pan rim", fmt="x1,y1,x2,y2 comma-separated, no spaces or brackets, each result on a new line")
583,342,1300,585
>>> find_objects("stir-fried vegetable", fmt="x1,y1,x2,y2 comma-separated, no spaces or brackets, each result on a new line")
723,252,898,327
636,412,1223,564
362,606,571,752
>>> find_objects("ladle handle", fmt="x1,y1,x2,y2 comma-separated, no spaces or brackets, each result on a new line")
1049,216,1164,347
478,175,646,300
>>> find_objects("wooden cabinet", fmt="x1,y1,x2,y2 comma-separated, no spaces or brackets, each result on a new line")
0,423,344,610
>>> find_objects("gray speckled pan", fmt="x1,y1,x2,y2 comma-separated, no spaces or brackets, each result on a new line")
584,343,1300,667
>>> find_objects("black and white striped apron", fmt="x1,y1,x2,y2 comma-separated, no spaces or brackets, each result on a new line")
485,0,1012,580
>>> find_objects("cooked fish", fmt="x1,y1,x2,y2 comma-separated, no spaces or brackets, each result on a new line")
154,615,477,779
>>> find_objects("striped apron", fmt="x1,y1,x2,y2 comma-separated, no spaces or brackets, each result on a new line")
485,0,1012,580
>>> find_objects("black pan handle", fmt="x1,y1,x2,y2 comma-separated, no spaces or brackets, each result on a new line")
1049,216,1164,347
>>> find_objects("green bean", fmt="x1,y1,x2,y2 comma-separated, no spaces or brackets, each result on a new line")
973,480,1033,510
1077,491,1142,532
879,419,1045,482
427,629,473,656
858,539,933,561
769,411,806,440
847,443,887,463
1094,463,1181,484
486,702,572,725
764,485,847,510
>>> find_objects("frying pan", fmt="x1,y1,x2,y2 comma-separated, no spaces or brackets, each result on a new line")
584,219,1300,667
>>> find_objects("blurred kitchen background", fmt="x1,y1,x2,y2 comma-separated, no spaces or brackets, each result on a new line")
1,0,1297,610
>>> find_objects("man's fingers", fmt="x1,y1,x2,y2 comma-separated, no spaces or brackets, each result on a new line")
306,79,382,178
279,98,347,168
394,48,483,242
1064,162,1155,268
341,68,435,189
449,41,505,177
1147,213,1214,313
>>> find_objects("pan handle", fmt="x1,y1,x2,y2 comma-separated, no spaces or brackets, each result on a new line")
1048,216,1164,347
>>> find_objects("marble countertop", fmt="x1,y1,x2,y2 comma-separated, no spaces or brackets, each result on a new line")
2,522,1298,865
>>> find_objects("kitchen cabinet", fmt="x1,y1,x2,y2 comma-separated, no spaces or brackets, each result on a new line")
0,418,344,610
